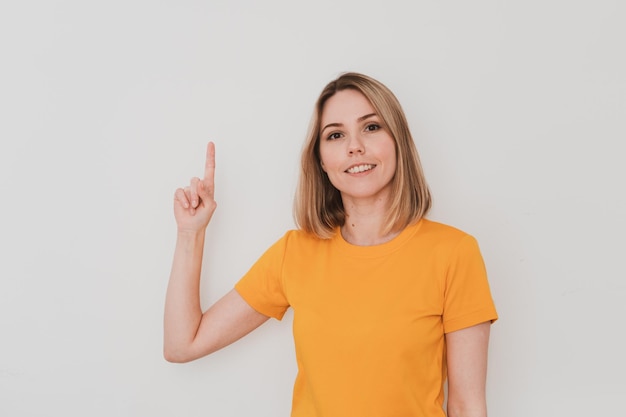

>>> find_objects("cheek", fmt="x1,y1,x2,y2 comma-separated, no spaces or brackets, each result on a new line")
318,151,327,171
385,140,398,168
318,145,334,172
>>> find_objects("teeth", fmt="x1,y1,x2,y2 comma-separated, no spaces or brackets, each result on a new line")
347,164,375,174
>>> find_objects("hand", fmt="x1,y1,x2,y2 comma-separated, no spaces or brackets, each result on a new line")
173,142,218,233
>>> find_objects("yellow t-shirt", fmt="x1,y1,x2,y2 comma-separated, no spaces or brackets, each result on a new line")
235,219,498,417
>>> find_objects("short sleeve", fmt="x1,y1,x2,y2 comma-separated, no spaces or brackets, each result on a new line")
234,233,291,320
442,235,498,333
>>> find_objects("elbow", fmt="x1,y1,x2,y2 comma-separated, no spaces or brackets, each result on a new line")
163,335,221,363
163,342,216,363
163,350,184,363
163,346,194,364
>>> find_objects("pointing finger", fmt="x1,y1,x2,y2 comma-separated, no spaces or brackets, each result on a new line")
203,141,215,192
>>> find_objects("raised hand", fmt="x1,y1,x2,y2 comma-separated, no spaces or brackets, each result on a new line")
165,141,268,364
173,142,218,232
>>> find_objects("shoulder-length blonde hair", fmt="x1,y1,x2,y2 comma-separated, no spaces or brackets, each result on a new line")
294,72,431,239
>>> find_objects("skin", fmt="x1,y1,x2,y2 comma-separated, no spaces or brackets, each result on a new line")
446,322,491,417
163,142,268,363
318,89,398,245
164,96,492,417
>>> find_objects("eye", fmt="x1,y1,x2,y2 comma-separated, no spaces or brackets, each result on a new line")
365,123,380,132
327,132,343,140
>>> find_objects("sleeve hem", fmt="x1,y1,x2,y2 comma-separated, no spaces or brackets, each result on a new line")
443,307,498,334
234,284,287,321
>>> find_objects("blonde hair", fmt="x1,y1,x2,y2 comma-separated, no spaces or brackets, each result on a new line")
294,72,431,239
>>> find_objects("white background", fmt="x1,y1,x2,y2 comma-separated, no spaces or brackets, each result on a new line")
1,1,624,416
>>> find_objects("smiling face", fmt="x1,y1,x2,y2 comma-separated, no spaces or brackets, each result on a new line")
318,89,397,206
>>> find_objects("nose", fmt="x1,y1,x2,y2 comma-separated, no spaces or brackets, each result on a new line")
348,134,364,155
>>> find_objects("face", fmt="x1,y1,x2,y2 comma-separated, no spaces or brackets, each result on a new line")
319,89,397,205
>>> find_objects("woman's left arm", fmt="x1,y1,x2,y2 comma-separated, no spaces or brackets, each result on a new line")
445,321,492,417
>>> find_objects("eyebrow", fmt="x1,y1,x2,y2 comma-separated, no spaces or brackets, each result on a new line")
321,113,378,134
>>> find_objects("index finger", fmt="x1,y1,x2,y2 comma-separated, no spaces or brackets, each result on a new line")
203,141,215,186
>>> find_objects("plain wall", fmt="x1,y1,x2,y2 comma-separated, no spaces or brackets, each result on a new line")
1,1,624,416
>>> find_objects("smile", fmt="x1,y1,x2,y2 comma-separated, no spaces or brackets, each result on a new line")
346,164,376,174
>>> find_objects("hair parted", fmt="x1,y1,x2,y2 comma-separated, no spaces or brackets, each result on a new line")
293,72,431,239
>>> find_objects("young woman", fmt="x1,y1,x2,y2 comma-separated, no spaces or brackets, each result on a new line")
164,73,498,417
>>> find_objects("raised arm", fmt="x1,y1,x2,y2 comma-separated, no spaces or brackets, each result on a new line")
445,321,492,417
163,142,269,363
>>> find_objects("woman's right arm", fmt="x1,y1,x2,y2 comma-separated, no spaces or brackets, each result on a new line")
163,142,269,363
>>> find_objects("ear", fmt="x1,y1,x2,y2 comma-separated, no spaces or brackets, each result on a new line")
320,160,326,172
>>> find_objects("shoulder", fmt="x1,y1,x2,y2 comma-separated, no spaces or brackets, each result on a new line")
283,228,334,242
411,219,483,263
280,228,334,249
417,219,475,244
243,229,328,274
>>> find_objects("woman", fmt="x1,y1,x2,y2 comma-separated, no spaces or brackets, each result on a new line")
164,72,498,417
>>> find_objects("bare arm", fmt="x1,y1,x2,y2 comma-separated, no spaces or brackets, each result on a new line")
446,321,492,417
163,142,269,363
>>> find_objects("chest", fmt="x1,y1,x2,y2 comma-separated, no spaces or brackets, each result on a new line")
284,248,446,355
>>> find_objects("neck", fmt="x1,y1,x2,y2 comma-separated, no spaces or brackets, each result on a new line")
340,194,399,246
341,222,400,246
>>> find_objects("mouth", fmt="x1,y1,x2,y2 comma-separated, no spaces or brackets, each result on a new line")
345,164,376,174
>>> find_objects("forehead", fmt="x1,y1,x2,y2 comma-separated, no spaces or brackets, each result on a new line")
320,89,376,124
